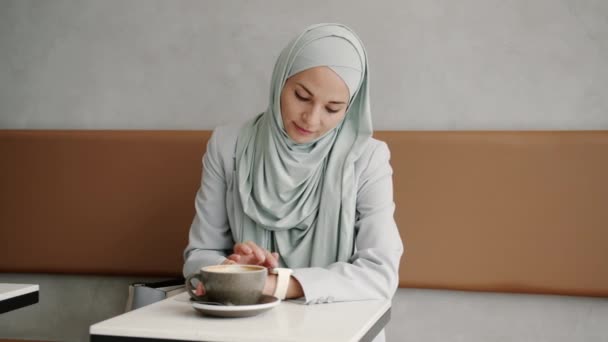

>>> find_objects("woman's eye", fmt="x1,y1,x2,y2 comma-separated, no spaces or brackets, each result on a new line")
327,107,340,114
295,92,310,101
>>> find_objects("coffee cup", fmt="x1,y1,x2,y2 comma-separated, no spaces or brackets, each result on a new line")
185,264,267,305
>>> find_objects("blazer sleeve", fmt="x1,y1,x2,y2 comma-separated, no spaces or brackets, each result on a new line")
291,141,404,304
182,128,234,277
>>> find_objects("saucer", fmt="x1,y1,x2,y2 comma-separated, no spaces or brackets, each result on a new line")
190,295,280,318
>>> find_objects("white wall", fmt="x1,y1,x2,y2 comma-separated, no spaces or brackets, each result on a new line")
1,0,606,130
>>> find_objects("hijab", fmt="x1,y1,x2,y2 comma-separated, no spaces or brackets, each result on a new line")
230,23,372,268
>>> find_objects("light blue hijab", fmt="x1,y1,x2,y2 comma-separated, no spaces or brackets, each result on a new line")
230,23,371,268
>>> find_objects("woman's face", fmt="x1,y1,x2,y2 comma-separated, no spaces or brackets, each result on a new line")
280,66,350,144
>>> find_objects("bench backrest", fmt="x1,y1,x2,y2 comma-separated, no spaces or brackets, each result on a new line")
1,130,607,297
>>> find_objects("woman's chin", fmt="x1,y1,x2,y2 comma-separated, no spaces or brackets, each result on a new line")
288,133,315,144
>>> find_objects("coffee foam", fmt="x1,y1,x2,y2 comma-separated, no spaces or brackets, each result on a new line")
204,265,264,273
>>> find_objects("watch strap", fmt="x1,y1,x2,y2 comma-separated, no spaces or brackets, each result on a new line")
271,268,293,300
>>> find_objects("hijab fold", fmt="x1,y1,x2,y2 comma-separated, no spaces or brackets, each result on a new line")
230,23,372,268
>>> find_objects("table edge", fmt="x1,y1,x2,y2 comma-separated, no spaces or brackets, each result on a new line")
0,290,39,314
0,284,39,301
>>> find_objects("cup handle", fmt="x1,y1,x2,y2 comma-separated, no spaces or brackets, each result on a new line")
185,273,205,301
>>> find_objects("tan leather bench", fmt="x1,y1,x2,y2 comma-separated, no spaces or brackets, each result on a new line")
1,130,607,297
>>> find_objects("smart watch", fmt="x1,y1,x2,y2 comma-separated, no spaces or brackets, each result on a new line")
270,268,293,300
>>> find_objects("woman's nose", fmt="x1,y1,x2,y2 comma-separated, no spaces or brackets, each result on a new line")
302,105,322,126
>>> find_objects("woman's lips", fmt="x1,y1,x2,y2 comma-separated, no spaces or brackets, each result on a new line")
294,122,314,135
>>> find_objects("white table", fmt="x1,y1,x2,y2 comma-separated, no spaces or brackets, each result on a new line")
90,292,391,342
0,283,39,314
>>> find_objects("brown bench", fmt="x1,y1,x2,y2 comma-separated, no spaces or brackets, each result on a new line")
1,130,607,297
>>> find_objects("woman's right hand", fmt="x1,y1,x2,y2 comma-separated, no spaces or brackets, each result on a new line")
226,241,279,268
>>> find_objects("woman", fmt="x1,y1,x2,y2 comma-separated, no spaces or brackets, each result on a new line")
183,23,403,338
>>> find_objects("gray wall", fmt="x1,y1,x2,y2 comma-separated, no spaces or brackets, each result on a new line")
1,1,608,341
0,273,165,342
1,0,607,130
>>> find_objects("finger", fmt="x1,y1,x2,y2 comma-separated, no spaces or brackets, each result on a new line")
224,256,238,264
230,253,262,266
271,252,279,267
245,241,267,264
227,254,241,262
263,250,278,268
195,282,206,296
234,243,252,255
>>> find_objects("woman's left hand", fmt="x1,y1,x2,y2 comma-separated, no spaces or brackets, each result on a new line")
227,240,279,268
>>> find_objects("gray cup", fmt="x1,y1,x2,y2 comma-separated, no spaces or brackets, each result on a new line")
186,264,267,305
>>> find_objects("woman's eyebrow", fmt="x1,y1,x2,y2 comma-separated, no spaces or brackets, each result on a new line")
297,82,346,105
